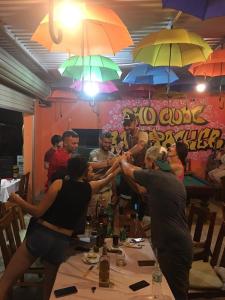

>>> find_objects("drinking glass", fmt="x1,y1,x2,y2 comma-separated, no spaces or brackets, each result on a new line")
116,250,126,267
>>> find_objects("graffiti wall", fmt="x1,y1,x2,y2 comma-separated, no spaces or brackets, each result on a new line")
101,96,225,175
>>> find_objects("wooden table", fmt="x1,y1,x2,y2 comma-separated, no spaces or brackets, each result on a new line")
50,239,174,300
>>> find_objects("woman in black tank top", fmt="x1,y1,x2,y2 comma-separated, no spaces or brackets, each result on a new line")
0,155,119,300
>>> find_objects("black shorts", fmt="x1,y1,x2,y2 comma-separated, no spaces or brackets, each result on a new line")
25,218,71,265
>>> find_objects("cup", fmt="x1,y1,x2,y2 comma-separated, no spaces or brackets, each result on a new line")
116,250,126,267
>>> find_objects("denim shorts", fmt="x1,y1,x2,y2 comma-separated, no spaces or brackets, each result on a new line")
25,218,71,265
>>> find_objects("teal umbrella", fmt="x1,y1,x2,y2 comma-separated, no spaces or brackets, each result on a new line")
58,55,121,82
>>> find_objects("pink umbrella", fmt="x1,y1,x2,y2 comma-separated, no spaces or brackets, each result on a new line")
70,80,118,93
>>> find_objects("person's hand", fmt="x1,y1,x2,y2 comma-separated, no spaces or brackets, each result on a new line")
9,192,21,204
136,184,147,194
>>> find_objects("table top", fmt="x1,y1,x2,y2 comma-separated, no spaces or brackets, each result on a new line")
50,239,174,300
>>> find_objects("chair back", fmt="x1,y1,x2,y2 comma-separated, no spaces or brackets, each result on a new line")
17,172,30,200
211,221,225,267
0,208,21,267
188,204,217,261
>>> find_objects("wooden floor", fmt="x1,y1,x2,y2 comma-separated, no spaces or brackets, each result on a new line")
0,200,224,300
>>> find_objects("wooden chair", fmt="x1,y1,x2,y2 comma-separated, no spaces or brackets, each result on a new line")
0,207,44,287
188,204,217,261
189,221,225,298
17,172,30,201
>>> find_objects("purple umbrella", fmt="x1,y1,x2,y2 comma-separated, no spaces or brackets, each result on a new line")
70,80,118,94
162,0,225,20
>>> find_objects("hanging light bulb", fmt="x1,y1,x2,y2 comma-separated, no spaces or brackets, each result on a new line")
196,83,207,93
56,0,84,29
83,82,99,97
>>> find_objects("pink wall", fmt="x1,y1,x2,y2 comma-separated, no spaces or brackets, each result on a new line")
33,90,225,197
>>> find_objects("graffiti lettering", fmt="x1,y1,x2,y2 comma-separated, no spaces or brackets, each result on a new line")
122,105,208,126
111,128,224,152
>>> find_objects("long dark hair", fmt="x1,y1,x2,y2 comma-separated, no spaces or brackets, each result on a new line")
67,155,88,180
176,141,188,166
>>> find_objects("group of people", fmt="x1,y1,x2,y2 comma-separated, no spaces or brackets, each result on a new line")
0,113,192,300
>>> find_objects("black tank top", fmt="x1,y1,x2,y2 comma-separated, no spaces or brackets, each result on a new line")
42,179,92,231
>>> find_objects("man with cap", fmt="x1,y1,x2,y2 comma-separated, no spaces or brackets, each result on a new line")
119,112,149,217
120,146,193,300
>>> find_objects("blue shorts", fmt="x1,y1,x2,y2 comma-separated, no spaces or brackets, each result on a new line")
25,218,71,265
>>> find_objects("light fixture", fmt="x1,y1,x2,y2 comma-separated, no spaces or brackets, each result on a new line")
49,0,84,44
56,0,84,29
83,82,99,98
196,82,207,93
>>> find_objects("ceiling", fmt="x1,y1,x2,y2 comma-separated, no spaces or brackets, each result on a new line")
0,0,225,88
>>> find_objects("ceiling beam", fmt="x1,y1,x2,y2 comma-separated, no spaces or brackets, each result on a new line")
0,23,49,76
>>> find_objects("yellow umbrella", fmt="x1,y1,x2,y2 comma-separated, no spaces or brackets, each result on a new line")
31,1,133,55
133,29,212,67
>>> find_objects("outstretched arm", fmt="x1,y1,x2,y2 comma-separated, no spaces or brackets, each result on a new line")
90,167,120,194
120,157,141,179
9,180,62,218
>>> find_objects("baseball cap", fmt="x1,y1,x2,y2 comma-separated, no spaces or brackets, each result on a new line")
123,112,136,126
155,160,171,172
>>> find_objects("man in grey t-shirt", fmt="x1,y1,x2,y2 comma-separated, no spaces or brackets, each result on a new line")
120,146,193,300
89,131,116,215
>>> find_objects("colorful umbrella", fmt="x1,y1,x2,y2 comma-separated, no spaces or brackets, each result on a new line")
189,49,225,77
32,2,133,55
58,55,122,81
123,65,178,85
189,49,225,109
162,0,225,20
133,29,212,67
70,80,118,93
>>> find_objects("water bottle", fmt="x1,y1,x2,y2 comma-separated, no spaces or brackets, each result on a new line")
152,261,162,299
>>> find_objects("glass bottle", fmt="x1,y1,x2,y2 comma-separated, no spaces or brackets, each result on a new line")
119,226,127,242
99,245,110,287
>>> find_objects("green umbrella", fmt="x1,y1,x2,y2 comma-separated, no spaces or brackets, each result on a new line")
58,55,121,82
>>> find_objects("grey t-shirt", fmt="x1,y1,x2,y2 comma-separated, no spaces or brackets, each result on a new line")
89,148,115,193
134,169,192,256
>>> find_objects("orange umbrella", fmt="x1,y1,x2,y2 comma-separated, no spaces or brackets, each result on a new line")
31,1,133,55
189,49,225,77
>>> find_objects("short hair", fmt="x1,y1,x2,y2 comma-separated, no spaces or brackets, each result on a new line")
176,141,188,166
67,155,88,179
145,146,163,161
51,135,62,146
99,131,112,140
123,112,136,126
62,130,79,141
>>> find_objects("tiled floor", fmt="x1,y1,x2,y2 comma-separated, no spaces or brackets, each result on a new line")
0,201,224,300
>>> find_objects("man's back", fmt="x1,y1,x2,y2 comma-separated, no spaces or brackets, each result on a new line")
133,169,190,249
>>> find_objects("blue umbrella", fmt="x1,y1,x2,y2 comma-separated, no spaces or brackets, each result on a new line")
123,64,178,85
162,0,225,20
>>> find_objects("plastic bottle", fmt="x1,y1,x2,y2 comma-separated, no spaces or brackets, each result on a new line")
151,260,162,299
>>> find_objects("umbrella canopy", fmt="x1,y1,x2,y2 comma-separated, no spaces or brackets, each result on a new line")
32,2,132,55
162,0,225,20
189,49,225,77
133,29,212,67
123,65,178,84
70,80,118,93
58,55,122,81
